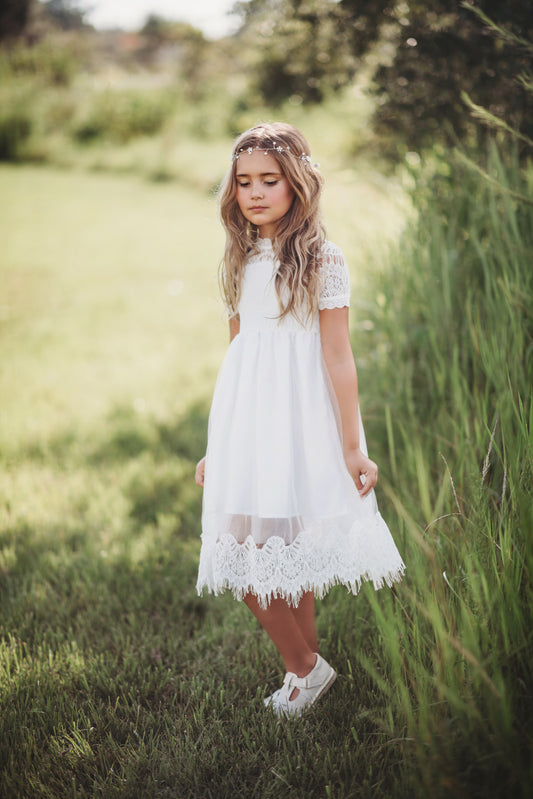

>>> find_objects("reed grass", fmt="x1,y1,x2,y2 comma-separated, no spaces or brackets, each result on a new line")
354,141,533,796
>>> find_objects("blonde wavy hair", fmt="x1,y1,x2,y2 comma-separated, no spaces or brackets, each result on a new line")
219,123,326,323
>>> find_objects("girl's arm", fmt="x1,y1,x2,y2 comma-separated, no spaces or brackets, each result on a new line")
229,315,240,342
195,315,241,488
319,307,378,497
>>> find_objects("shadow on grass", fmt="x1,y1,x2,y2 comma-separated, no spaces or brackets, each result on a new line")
15,399,210,467
90,400,209,465
0,397,215,647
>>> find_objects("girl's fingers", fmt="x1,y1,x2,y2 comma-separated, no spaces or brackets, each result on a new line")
358,467,378,496
354,472,364,492
345,452,378,496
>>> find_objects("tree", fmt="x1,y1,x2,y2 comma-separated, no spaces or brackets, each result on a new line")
234,0,362,103
139,15,210,99
41,0,88,30
233,0,533,153
0,0,33,41
372,1,533,153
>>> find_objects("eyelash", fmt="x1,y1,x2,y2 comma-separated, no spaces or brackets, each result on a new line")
238,180,278,187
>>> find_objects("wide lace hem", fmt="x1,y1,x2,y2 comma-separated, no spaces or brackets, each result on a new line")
197,564,405,609
196,515,406,609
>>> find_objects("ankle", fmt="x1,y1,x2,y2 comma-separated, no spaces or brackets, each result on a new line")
292,652,317,678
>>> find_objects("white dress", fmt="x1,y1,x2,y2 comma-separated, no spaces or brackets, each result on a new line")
196,238,405,607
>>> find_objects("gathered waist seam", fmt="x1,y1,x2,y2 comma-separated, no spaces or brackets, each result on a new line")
237,327,320,336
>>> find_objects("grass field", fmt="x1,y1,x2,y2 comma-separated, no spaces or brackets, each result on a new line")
0,162,420,798
0,161,406,450
1,148,531,797
0,165,226,447
1,140,532,798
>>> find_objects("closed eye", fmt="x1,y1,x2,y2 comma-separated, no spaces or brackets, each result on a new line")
237,180,279,187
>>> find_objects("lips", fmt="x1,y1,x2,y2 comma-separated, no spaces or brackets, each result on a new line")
250,206,267,211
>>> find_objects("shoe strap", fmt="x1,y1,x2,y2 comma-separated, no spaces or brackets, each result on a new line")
283,671,297,689
283,669,319,691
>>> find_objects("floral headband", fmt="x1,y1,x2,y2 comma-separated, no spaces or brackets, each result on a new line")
231,144,318,168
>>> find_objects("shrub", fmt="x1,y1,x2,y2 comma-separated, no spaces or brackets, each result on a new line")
0,107,32,161
72,90,175,144
1,40,77,86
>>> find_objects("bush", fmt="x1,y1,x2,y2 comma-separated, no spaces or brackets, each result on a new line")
72,90,175,144
0,107,32,161
1,40,77,86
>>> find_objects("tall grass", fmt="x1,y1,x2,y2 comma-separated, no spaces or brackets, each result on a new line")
353,142,533,795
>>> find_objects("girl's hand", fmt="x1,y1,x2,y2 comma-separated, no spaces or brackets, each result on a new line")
195,456,206,487
344,448,378,497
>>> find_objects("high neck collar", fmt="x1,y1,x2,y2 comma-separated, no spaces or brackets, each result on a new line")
257,237,273,249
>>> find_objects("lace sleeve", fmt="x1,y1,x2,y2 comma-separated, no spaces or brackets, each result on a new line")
318,242,351,310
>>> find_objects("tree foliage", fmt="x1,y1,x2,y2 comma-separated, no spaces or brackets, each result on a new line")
372,1,533,152
40,0,88,31
234,0,360,103
0,0,33,41
0,0,91,42
234,0,533,152
139,16,210,99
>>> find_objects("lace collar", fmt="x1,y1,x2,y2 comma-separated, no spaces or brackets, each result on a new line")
246,238,275,266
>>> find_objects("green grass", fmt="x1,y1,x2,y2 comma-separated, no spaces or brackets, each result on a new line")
3,29,531,799
0,165,226,449
1,143,531,797
353,143,533,796
0,160,411,797
1,143,531,795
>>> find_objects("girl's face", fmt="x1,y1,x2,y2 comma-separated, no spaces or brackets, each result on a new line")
235,151,294,239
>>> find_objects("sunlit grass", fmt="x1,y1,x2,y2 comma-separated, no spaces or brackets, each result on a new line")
0,154,405,451
0,165,227,450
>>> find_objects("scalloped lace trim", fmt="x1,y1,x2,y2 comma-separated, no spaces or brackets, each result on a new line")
197,514,405,608
318,296,351,310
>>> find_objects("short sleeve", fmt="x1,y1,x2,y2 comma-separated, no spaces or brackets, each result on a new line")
318,242,351,310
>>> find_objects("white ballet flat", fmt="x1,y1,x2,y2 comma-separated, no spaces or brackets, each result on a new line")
266,654,336,717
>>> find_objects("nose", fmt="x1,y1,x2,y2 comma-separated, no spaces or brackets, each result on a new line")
251,182,264,199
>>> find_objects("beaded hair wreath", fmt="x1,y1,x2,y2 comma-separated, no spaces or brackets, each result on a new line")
231,144,317,168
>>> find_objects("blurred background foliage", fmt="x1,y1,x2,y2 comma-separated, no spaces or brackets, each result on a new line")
0,0,531,166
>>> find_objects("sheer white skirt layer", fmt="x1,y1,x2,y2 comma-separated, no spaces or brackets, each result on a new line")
196,329,405,608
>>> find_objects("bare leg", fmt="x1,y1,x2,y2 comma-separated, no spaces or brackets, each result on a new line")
244,593,316,676
244,592,319,699
289,591,319,654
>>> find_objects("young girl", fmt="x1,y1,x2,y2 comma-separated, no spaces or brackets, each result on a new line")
195,122,404,717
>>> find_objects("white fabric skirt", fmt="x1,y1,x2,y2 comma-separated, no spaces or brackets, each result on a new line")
196,328,405,608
